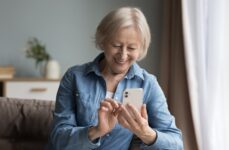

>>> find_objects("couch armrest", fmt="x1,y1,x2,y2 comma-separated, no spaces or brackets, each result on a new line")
0,97,55,140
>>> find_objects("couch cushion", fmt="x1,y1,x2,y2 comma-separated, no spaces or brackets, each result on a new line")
0,97,54,141
0,139,47,150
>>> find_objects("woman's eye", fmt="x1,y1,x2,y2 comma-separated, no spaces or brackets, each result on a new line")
128,47,136,51
113,44,121,48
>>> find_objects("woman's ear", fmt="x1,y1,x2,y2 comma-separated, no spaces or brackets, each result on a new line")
100,43,105,50
101,43,109,51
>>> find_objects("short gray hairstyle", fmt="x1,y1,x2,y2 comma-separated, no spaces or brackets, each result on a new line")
95,7,151,61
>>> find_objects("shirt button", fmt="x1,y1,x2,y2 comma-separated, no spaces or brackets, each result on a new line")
106,134,110,137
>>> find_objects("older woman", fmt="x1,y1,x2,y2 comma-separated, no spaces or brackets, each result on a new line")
48,7,183,150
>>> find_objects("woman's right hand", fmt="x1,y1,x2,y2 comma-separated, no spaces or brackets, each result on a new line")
88,99,120,141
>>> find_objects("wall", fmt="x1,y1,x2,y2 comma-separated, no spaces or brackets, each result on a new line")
0,0,163,77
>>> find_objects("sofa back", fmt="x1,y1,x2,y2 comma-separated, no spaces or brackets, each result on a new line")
0,97,55,150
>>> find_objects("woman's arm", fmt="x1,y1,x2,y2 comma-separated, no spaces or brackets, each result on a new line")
48,68,101,150
118,76,184,150
49,68,121,150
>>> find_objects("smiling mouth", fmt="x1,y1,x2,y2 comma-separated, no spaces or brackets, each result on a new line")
115,58,126,65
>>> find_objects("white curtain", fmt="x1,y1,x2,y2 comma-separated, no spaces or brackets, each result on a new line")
182,0,229,150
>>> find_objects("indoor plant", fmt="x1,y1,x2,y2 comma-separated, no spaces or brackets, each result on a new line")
25,37,60,79
25,37,50,76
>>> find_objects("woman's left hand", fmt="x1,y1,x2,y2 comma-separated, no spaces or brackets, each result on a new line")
117,103,157,145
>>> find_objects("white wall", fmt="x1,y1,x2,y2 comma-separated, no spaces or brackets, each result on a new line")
0,0,163,77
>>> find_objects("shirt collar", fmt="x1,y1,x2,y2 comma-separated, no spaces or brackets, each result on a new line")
85,53,144,80
126,63,144,80
85,53,104,76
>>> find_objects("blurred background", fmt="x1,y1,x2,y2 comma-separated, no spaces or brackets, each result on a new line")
0,0,163,77
0,0,228,150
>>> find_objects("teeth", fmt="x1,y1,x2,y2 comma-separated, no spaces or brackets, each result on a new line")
116,59,125,64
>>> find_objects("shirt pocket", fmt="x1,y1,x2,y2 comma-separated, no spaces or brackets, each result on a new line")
75,91,98,126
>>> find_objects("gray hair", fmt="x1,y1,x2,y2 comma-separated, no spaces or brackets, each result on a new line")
95,7,151,61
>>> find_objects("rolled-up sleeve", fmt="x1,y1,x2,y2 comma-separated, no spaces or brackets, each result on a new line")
48,68,101,150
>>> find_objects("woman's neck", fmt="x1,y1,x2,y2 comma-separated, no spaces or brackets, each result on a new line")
99,59,126,92
100,59,126,81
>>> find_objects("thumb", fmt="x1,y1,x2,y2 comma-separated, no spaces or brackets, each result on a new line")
141,104,148,120
98,106,108,120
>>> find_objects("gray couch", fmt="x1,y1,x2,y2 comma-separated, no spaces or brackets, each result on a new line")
0,97,54,150
0,97,141,150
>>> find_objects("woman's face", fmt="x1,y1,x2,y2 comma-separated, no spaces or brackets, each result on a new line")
102,26,142,75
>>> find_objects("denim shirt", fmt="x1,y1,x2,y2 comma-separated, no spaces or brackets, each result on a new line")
48,53,183,150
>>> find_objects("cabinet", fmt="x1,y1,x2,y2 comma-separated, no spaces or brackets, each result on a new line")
0,78,60,100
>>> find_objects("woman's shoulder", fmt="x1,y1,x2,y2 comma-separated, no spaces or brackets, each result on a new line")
63,62,93,78
141,68,163,90
141,68,157,82
132,63,157,82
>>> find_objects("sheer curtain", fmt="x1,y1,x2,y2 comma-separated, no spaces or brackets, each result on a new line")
182,0,229,149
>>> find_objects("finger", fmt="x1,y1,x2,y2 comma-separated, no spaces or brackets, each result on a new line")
141,104,148,120
126,103,142,121
120,104,138,127
100,106,109,111
104,99,121,116
113,104,122,116
98,106,107,123
105,98,120,109
100,100,113,112
117,114,130,129
98,106,109,119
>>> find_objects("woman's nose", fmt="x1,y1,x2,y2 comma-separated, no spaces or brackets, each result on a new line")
119,47,128,59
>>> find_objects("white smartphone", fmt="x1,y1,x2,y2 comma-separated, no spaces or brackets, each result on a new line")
122,88,143,111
